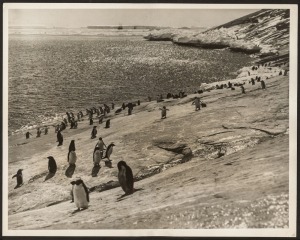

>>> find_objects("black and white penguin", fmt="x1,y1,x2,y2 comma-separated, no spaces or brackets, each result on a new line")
192,97,201,111
105,119,111,128
261,80,266,89
44,126,48,135
241,85,245,94
71,178,89,210
117,161,134,195
103,143,115,161
91,126,97,139
12,169,23,189
93,147,102,166
57,130,63,146
25,131,32,139
47,156,57,174
68,140,77,165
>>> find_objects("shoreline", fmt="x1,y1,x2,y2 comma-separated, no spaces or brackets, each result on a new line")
7,58,284,137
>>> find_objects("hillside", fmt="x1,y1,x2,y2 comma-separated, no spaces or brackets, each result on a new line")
145,9,290,67
7,69,289,230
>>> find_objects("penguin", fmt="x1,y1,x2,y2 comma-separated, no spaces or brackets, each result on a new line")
25,131,32,139
44,126,48,135
92,147,102,177
159,106,169,119
93,147,102,166
60,121,66,131
105,119,110,128
72,178,89,210
57,130,63,146
12,169,23,189
117,161,134,195
241,85,246,94
103,143,115,161
91,126,97,139
70,181,75,202
192,97,201,111
68,140,77,165
98,114,104,124
115,108,122,114
47,156,57,174
261,80,266,89
36,128,41,138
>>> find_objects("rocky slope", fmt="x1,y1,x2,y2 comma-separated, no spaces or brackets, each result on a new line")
7,71,289,230
145,9,289,67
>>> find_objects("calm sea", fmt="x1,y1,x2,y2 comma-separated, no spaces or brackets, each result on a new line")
8,32,252,135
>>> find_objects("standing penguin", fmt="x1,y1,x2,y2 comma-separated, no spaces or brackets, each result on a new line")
241,85,246,94
159,106,169,119
103,143,115,161
261,80,266,89
45,156,57,181
192,97,201,111
93,147,102,166
66,140,77,178
36,128,42,138
92,147,102,177
91,126,97,139
105,119,111,128
68,140,77,165
117,161,134,195
57,130,63,146
71,178,89,211
12,169,23,189
47,156,57,174
44,126,48,135
25,131,32,139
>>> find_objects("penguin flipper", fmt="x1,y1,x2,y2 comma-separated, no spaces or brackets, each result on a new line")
82,182,90,202
12,174,17,179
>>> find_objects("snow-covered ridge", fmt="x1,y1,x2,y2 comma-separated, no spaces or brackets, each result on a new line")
144,9,289,58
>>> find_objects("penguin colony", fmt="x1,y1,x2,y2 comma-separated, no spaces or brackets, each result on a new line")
14,66,274,210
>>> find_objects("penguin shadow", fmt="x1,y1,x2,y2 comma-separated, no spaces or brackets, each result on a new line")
28,171,48,183
103,160,113,168
44,172,56,182
65,164,76,178
116,188,144,202
16,142,29,146
153,119,164,123
91,165,101,177
14,183,23,189
71,207,88,215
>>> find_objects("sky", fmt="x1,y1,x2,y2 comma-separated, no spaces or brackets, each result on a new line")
8,8,258,28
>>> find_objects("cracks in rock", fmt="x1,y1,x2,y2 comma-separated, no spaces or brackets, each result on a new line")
90,142,193,193
198,130,234,138
222,124,285,136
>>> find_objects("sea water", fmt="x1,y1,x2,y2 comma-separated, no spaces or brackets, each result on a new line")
8,33,252,135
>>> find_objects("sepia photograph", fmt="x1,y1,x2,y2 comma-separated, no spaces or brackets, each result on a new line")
2,3,297,237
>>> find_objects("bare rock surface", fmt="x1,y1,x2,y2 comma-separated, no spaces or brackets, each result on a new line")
8,74,289,229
